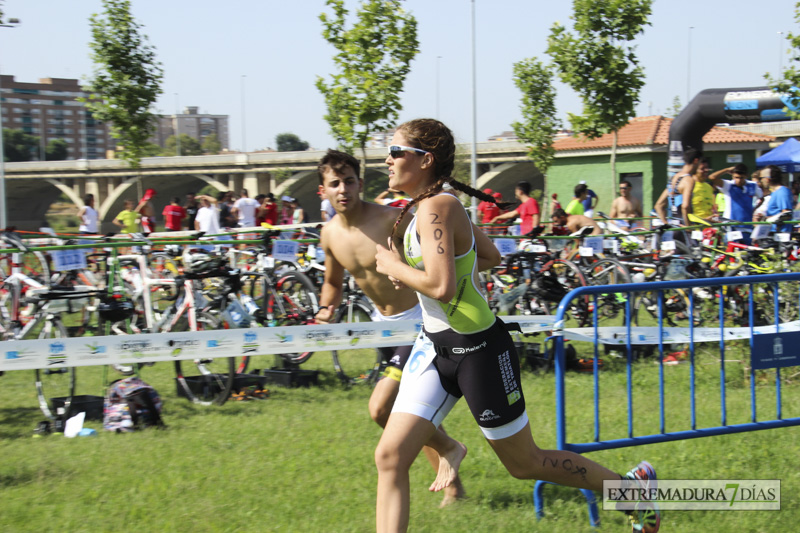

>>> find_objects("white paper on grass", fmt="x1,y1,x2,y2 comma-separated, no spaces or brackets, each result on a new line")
63,411,85,438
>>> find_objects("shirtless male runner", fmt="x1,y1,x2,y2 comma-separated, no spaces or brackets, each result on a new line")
550,208,602,235
314,149,466,506
609,179,643,229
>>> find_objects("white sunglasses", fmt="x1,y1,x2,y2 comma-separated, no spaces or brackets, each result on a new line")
388,145,429,158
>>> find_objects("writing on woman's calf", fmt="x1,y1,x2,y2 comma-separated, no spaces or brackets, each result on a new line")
542,456,588,481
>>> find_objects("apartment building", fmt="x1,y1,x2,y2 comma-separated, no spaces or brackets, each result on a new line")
0,75,112,160
152,106,229,151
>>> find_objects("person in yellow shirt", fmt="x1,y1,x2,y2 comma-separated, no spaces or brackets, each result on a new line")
113,200,140,234
690,158,715,222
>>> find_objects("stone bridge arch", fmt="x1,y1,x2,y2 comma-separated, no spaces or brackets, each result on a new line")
477,161,543,201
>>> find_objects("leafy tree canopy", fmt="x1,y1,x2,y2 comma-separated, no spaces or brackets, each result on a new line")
547,0,652,139
202,133,222,155
276,132,310,152
3,128,38,162
511,58,561,174
316,0,419,176
45,139,69,161
81,0,163,168
163,134,203,156
769,1,800,118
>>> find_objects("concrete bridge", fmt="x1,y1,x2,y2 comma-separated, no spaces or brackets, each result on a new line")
2,141,541,232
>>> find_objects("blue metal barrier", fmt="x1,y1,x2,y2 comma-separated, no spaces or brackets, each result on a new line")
533,272,800,526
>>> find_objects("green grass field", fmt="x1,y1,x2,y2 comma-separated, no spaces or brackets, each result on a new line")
1,344,798,532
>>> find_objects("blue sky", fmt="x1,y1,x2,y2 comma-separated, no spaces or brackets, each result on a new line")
0,0,797,151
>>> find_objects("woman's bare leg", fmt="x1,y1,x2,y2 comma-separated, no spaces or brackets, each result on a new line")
375,412,437,533
370,379,466,505
487,420,618,490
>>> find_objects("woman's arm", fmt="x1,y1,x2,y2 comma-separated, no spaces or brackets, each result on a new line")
472,223,501,271
376,195,459,302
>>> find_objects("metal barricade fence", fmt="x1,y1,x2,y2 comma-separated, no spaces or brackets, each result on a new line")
535,272,800,526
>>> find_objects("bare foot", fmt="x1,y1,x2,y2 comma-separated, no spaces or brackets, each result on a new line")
429,441,467,493
439,477,466,508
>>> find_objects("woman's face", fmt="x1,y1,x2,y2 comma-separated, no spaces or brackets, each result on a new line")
385,131,431,197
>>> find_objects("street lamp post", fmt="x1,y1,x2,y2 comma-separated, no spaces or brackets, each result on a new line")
174,93,181,156
0,17,21,229
240,75,247,153
686,26,694,104
778,31,785,74
469,0,478,223
436,56,442,119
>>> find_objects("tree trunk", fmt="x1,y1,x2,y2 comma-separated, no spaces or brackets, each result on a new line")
610,130,618,189
359,144,367,199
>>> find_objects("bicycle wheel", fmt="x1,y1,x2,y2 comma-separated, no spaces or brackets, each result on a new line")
583,258,632,328
632,288,699,328
23,250,51,285
330,297,385,385
32,317,75,419
173,311,235,405
241,270,319,368
535,259,590,325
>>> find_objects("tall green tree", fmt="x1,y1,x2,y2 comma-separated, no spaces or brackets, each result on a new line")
202,133,222,155
81,0,163,168
547,0,652,186
769,2,800,117
163,134,203,156
45,139,69,161
511,58,561,215
276,132,310,152
512,58,561,174
2,128,38,162
316,0,419,178
666,95,682,118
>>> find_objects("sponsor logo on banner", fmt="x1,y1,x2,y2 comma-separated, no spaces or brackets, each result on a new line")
78,343,109,361
206,338,234,351
273,331,293,344
167,338,200,357
242,330,259,353
48,342,67,366
5,348,34,362
306,329,333,346
117,339,160,358
347,327,377,346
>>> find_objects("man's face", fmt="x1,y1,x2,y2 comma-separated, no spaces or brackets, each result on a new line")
552,214,567,226
733,171,747,188
619,183,631,197
696,161,711,180
319,166,362,213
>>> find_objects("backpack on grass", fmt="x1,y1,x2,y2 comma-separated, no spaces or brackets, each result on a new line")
103,377,165,432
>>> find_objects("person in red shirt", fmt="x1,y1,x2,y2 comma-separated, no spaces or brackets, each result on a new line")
477,188,501,234
259,193,279,225
489,181,540,235
162,196,186,231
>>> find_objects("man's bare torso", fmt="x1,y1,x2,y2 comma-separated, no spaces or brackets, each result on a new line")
324,202,418,316
612,196,640,218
